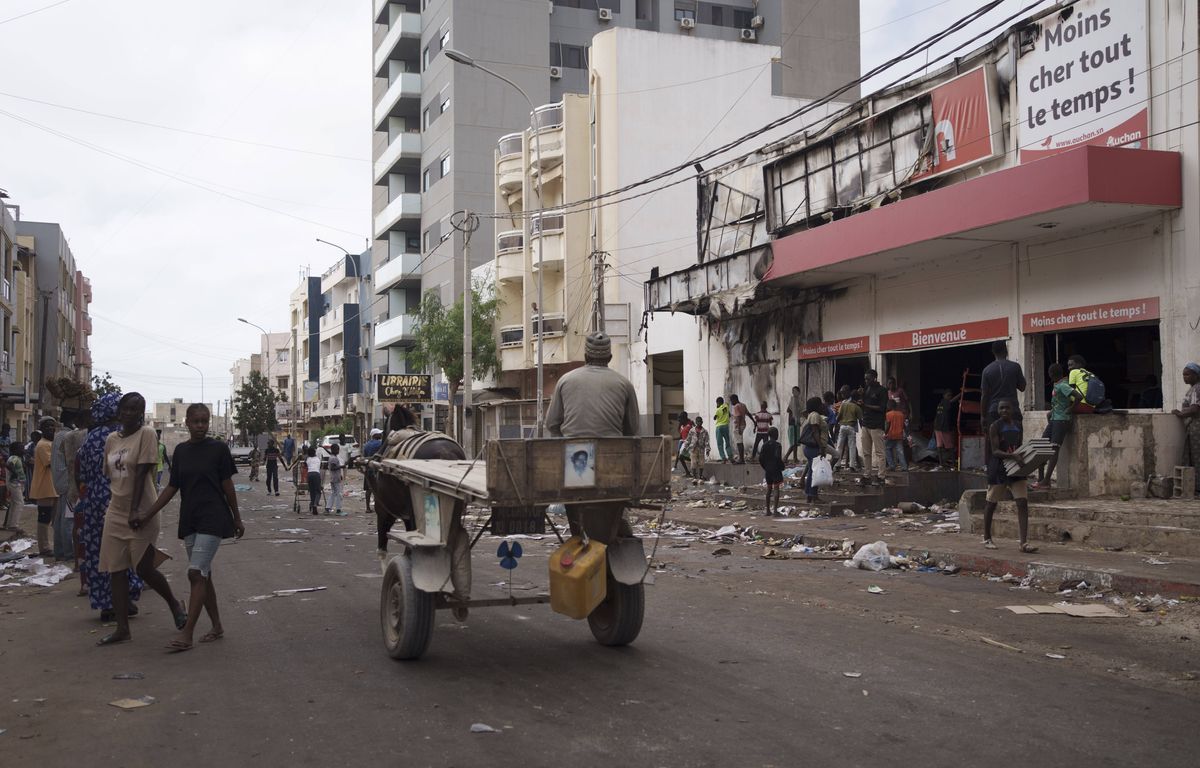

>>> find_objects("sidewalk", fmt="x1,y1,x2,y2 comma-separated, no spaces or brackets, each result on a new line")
638,477,1200,598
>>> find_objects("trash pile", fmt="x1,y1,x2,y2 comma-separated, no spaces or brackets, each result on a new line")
0,538,73,589
877,502,961,534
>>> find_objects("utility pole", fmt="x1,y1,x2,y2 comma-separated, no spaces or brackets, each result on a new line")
36,290,51,418
291,325,298,441
460,213,477,455
589,250,608,333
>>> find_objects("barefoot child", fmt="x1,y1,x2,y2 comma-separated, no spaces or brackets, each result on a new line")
759,426,784,516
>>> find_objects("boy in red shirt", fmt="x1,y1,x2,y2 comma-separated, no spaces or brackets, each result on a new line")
884,403,908,472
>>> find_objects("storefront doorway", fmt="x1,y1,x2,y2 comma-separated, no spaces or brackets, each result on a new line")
884,342,996,429
650,351,684,435
800,356,870,399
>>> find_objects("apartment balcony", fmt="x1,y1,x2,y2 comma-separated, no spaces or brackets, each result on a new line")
495,230,524,283
496,133,524,196
374,313,418,348
373,12,420,77
373,192,421,239
531,312,565,338
0,278,10,306
319,306,345,342
373,0,388,24
373,72,421,130
82,276,92,302
81,315,92,335
374,252,421,293
529,103,565,171
373,131,422,183
321,257,362,293
313,396,345,418
499,324,524,349
530,213,565,273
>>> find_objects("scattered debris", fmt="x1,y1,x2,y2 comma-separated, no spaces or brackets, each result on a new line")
112,673,144,680
1143,557,1171,566
1045,653,1066,660
760,548,789,560
842,672,862,678
109,696,156,710
470,723,498,734
1003,603,1124,618
0,547,73,589
980,637,1023,653
867,585,885,595
711,548,732,557
244,586,328,602
845,541,892,571
245,610,258,615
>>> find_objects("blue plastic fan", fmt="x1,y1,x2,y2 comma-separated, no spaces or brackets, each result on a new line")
497,540,523,570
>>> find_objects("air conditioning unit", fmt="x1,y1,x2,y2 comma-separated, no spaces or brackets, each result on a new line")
750,15,764,29
549,65,562,80
679,17,695,30
598,7,613,21
740,28,756,41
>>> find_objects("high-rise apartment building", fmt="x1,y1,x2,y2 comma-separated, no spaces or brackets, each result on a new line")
370,0,859,380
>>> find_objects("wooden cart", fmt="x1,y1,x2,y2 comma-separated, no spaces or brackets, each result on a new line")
375,436,672,660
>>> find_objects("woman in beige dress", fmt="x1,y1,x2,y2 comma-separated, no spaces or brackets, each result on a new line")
96,392,186,646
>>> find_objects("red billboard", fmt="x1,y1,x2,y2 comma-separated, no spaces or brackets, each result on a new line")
798,336,870,360
910,66,1002,183
879,318,1009,352
1021,297,1159,334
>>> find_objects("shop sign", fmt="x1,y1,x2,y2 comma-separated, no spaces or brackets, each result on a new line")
434,381,450,403
797,336,870,360
1017,0,1149,162
1022,297,1159,333
910,66,1002,183
879,317,1009,352
377,374,432,402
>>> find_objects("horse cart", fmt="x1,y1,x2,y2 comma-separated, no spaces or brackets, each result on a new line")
374,436,671,660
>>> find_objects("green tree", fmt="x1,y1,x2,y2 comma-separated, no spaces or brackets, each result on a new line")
407,277,499,410
91,371,121,398
233,370,281,440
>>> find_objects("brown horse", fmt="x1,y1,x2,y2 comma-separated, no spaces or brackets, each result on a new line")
371,406,466,554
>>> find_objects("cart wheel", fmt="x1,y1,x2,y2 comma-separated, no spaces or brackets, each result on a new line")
380,553,434,660
587,574,644,647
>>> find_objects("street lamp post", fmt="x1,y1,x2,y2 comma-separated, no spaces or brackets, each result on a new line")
180,361,204,405
315,238,369,442
444,48,547,437
237,317,273,392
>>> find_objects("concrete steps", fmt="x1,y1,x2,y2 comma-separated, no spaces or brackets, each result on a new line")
962,490,1200,556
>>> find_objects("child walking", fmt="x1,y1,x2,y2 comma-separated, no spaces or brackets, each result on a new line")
759,426,785,516
684,417,710,480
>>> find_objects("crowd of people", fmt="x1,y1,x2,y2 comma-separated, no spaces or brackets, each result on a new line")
670,342,1200,549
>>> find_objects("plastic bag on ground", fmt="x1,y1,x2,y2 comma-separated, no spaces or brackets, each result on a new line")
810,456,834,488
844,541,892,571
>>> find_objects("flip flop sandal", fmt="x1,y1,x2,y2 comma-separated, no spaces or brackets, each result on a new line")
199,630,224,643
173,607,188,631
96,632,131,647
166,639,193,653
1019,543,1040,554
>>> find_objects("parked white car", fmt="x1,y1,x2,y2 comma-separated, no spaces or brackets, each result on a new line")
317,435,360,468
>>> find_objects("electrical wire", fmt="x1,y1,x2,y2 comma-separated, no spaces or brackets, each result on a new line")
0,0,74,26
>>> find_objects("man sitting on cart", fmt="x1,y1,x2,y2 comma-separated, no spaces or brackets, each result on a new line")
546,332,640,439
546,332,641,541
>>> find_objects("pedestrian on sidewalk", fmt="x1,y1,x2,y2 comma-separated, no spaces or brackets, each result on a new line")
981,399,1038,554
326,443,345,515
59,413,90,589
248,446,261,482
713,397,732,463
784,385,803,464
834,389,862,470
823,391,838,432
3,447,24,531
934,390,961,468
77,393,144,623
798,397,831,504
263,439,281,496
29,418,58,557
96,392,187,646
980,341,1026,430
50,416,75,562
759,426,785,516
1172,362,1200,484
730,395,749,464
136,402,243,652
282,433,295,465
884,402,908,472
23,430,39,500
750,401,773,460
1034,363,1080,489
860,370,888,485
675,413,694,477
886,377,910,417
684,417,710,480
304,447,322,515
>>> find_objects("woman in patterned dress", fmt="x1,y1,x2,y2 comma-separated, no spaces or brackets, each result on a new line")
77,393,143,621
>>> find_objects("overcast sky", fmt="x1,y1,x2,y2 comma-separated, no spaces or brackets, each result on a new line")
0,0,1044,409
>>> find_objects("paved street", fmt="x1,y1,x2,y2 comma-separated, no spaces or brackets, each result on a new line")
3,474,1199,767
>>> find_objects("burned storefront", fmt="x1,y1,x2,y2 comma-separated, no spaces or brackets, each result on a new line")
646,0,1196,494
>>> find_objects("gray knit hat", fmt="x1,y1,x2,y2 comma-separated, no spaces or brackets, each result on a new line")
585,332,611,358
